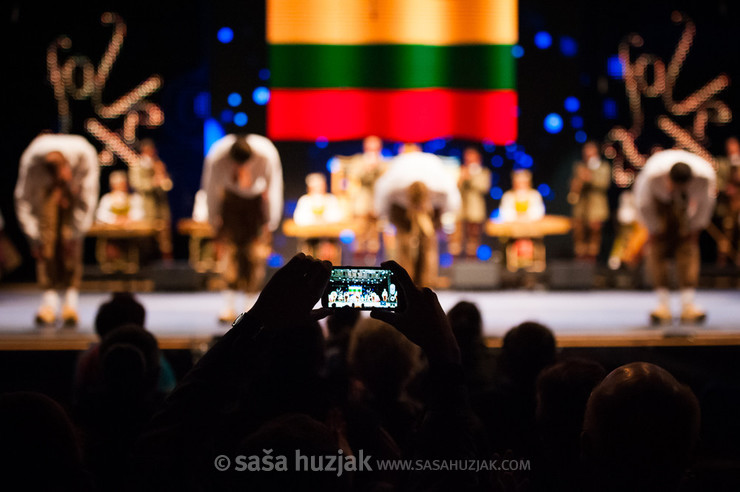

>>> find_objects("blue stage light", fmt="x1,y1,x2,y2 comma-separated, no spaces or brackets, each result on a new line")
571,115,584,129
491,187,503,200
315,136,328,149
559,36,578,57
603,98,618,119
194,92,211,118
511,45,525,58
476,245,493,261
519,154,534,168
220,109,234,123
564,96,580,113
483,140,496,152
217,27,234,44
267,253,284,268
227,92,242,107
285,200,297,217
537,184,551,197
491,155,504,168
326,157,340,173
203,118,225,157
440,253,454,268
534,31,552,49
424,138,446,152
490,209,501,220
607,55,624,79
339,229,355,244
544,113,563,134
233,112,248,127
252,86,271,105
575,131,587,143
258,68,270,80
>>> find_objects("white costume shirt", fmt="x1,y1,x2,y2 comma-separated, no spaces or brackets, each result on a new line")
293,193,345,226
201,134,283,232
15,134,100,240
634,149,716,234
499,189,545,222
95,191,146,224
373,151,461,218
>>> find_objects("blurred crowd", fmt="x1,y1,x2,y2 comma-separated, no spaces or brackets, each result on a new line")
0,254,736,491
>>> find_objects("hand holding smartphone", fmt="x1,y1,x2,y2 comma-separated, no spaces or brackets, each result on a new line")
322,266,404,311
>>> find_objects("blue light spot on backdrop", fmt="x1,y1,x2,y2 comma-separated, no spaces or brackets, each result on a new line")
519,154,534,168
252,87,271,105
315,136,328,149
559,36,578,57
571,115,584,129
607,55,624,79
490,209,501,220
220,109,234,124
424,138,446,152
534,31,552,49
267,253,284,268
440,253,454,268
340,229,355,244
537,184,551,198
327,157,340,173
491,187,503,200
476,245,493,261
505,143,518,153
575,131,588,143
285,200,297,217
483,140,496,152
217,27,234,44
258,68,270,80
603,98,618,119
227,93,242,107
491,155,504,168
233,112,248,127
564,96,580,113
544,113,563,133
203,118,225,157
511,45,525,58
194,92,211,118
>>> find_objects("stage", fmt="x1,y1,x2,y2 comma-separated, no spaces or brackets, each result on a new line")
1,287,739,351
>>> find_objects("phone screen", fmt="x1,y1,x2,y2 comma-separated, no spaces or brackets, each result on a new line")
322,267,402,310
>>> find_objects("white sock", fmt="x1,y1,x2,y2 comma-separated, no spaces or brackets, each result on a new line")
41,290,60,311
656,287,670,308
680,288,696,308
222,289,236,313
63,288,79,309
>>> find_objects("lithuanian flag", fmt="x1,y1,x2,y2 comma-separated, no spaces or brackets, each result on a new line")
267,0,518,144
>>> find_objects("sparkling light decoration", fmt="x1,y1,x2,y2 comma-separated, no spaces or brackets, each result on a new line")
46,13,164,167
607,12,732,187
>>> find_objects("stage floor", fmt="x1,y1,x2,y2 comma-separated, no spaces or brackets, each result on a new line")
1,287,739,350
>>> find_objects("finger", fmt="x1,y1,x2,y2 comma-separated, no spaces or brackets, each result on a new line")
380,260,416,297
310,307,332,321
370,308,398,327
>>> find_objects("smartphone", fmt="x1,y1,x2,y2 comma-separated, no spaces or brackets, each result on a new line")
322,267,403,311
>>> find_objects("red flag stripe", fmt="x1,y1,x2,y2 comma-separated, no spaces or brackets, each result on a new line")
267,89,517,143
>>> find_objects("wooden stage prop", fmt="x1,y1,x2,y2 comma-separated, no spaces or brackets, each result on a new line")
282,219,355,265
87,222,158,274
176,219,217,273
485,215,572,272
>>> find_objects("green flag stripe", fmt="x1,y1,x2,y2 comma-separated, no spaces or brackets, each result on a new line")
270,44,516,90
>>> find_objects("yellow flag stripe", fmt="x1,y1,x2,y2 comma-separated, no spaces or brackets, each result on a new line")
267,0,518,45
